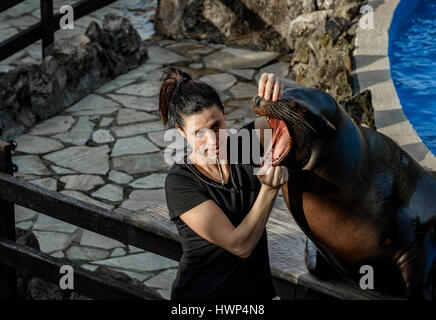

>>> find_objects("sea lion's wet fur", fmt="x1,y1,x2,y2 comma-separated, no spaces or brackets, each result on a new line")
253,87,436,299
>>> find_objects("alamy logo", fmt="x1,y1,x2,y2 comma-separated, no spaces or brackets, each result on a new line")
60,5,74,30
359,5,374,30
59,265,74,290
359,265,374,290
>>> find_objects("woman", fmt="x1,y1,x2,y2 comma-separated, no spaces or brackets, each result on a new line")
159,67,291,301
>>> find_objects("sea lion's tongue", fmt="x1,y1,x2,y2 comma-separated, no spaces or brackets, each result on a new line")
261,118,292,165
272,120,292,161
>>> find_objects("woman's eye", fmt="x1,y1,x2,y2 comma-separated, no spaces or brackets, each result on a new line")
195,130,206,139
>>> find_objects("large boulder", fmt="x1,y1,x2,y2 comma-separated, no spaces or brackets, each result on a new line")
154,0,364,52
287,1,362,103
155,0,316,52
23,266,163,300
15,228,73,300
340,89,375,129
290,30,354,102
0,14,147,141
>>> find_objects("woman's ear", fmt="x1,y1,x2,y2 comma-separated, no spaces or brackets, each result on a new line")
175,124,187,139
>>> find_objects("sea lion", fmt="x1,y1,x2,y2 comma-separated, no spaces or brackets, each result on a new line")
252,87,436,299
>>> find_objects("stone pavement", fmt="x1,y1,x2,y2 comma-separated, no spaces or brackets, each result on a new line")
2,0,291,300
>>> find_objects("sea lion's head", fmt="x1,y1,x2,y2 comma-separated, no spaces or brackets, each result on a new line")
252,87,339,170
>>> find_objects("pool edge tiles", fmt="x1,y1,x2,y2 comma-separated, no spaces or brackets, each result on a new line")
389,0,436,158
354,0,436,171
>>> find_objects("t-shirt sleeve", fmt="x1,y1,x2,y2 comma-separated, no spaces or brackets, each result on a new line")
165,171,211,221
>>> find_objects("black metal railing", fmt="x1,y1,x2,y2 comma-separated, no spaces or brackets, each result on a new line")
0,140,182,300
0,0,118,62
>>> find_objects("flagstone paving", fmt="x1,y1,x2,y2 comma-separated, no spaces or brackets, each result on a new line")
15,135,64,154
92,129,115,144
4,0,291,300
60,174,105,191
43,145,110,174
129,173,167,189
91,184,124,202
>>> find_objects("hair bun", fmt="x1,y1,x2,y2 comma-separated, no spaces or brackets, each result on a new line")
161,67,191,83
159,67,192,125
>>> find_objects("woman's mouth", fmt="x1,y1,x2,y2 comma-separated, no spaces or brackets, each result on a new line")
204,145,220,154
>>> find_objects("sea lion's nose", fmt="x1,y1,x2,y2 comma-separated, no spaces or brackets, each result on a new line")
253,96,266,116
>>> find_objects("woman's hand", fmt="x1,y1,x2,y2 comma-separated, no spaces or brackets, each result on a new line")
258,73,285,102
256,164,289,190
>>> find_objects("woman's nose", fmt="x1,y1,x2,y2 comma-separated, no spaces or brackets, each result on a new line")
205,133,220,147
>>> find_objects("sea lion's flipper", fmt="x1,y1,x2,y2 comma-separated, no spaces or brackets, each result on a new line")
396,242,435,300
304,238,340,278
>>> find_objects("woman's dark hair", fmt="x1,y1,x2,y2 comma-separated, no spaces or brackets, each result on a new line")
159,67,224,129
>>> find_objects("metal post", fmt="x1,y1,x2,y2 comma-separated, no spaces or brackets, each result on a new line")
40,0,54,59
0,140,18,300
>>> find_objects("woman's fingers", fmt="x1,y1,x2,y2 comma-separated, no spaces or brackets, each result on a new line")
264,74,275,100
272,165,280,184
256,163,272,178
272,79,281,101
272,166,288,186
258,73,283,101
257,165,289,188
279,167,289,185
258,73,269,97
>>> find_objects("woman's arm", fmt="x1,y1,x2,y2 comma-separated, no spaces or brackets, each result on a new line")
179,165,288,258
254,73,303,148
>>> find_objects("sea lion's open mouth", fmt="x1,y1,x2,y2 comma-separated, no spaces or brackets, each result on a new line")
253,102,293,166
264,117,292,166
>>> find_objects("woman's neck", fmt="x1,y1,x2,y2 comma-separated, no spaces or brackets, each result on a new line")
188,152,230,184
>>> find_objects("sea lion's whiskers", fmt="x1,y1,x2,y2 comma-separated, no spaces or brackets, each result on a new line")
272,109,309,133
291,111,317,133
277,108,316,133
280,108,316,133
280,109,308,129
271,108,306,132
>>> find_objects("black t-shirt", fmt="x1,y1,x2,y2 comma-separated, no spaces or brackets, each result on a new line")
165,121,277,301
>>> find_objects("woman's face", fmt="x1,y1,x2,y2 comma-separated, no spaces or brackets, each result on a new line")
177,104,227,161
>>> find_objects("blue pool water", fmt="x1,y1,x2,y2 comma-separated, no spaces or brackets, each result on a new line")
389,0,436,155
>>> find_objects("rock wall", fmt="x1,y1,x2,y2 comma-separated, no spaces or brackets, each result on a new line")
155,0,368,106
155,0,364,51
0,14,147,141
155,0,315,52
